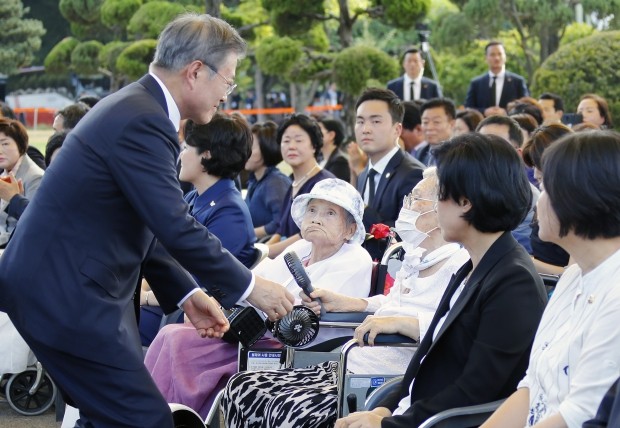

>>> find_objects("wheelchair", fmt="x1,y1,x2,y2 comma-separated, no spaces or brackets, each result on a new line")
1,360,57,416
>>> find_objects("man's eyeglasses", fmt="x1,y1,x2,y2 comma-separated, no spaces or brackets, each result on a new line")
203,62,237,96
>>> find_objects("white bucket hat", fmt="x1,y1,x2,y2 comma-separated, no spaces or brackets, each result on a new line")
291,178,366,245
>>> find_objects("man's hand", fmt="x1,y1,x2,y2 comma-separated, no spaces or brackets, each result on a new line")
300,288,367,315
0,174,23,202
354,315,420,346
334,408,391,428
247,275,294,321
181,291,229,338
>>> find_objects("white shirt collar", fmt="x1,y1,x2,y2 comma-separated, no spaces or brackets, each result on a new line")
488,68,506,79
369,146,400,175
404,73,422,85
149,72,181,132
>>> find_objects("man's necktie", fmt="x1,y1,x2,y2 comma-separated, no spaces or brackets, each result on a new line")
490,75,497,106
410,81,415,101
367,169,378,206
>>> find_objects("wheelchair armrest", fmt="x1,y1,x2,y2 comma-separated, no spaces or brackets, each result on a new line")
364,333,416,344
319,311,373,326
417,399,505,428
363,375,404,411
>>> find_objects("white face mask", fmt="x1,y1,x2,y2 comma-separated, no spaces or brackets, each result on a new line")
394,206,438,248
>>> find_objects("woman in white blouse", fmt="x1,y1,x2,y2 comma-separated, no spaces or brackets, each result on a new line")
482,130,620,428
222,167,469,427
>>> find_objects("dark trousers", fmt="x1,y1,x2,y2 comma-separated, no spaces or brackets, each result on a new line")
18,328,173,427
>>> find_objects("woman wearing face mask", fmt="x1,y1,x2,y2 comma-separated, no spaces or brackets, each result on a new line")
221,167,469,427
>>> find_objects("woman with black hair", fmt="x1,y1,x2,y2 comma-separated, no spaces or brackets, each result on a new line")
337,133,547,428
267,114,335,258
244,121,291,240
483,130,620,428
178,113,256,267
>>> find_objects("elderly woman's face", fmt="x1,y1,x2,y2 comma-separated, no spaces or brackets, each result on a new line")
301,199,355,248
404,177,439,233
0,132,22,172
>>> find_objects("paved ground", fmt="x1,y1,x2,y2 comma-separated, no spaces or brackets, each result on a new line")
0,401,60,428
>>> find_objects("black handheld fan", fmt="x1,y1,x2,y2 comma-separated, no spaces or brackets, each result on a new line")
266,305,319,347
283,251,325,317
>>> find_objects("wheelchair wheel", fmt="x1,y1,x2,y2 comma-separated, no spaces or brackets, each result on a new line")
6,369,57,416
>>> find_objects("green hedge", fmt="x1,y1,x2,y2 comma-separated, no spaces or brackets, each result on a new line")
532,31,620,122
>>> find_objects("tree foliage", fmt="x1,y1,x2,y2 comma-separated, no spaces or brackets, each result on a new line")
127,1,196,40
72,40,105,75
333,45,398,97
116,39,157,81
59,0,104,25
100,0,143,38
0,0,45,74
44,37,79,74
532,31,620,122
430,0,620,81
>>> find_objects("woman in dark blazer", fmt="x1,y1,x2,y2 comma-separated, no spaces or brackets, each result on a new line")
336,133,547,428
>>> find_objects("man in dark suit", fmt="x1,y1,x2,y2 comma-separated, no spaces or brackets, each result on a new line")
354,88,424,260
387,47,442,102
464,41,529,116
415,98,456,166
0,13,293,428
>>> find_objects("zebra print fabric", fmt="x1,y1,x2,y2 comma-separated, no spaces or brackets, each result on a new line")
222,361,340,427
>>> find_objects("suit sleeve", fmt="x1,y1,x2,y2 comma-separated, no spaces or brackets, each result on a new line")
519,76,530,97
381,264,546,428
142,240,200,314
7,194,30,220
362,166,423,229
106,113,252,308
464,79,483,113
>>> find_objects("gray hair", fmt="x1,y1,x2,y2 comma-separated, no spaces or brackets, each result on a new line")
152,13,247,72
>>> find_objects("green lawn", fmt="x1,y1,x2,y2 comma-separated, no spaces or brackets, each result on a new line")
27,127,55,153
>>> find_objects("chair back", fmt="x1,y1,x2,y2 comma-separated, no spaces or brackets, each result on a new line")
250,243,270,269
371,242,405,296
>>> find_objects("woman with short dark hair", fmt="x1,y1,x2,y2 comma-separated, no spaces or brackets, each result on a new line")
245,121,291,239
482,130,620,428
0,118,44,247
336,133,546,428
521,124,573,275
179,113,256,267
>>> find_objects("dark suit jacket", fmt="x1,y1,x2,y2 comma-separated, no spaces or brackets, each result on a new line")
378,232,547,428
387,76,442,101
323,148,350,182
357,150,423,260
584,377,620,428
0,74,252,370
464,71,529,112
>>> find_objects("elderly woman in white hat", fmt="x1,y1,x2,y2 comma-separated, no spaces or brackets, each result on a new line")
144,178,372,419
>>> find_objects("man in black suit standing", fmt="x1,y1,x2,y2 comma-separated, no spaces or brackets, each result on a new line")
387,48,442,102
0,13,294,428
464,41,529,116
355,88,424,260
